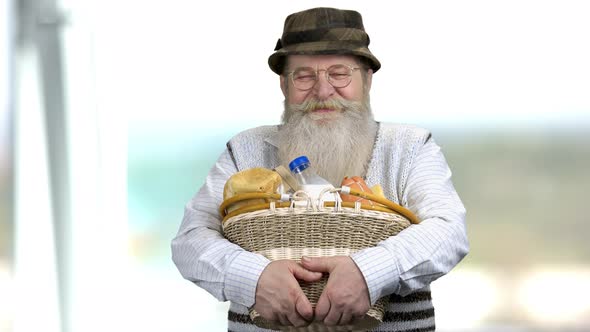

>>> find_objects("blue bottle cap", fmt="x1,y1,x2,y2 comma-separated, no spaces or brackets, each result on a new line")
288,155,310,172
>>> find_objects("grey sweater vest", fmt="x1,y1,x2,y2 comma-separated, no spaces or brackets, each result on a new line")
226,123,435,332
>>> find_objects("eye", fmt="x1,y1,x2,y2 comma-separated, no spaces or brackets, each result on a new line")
293,68,316,82
328,65,351,80
295,74,316,82
329,73,349,81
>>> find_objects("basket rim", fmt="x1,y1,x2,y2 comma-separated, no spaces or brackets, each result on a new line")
220,187,419,225
222,200,411,225
222,204,413,232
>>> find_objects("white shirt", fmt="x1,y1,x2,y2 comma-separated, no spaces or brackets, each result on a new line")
171,123,469,311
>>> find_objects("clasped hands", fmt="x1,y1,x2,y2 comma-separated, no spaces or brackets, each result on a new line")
253,256,371,328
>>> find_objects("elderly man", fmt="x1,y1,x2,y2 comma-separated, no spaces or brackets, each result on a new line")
172,7,469,332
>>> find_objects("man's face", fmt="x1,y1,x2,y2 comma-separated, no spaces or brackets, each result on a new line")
280,54,371,107
277,54,377,184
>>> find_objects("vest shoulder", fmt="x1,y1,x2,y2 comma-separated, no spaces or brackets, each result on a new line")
378,122,431,141
227,125,279,171
229,125,278,143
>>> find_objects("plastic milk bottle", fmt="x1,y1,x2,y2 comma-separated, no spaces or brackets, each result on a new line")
288,155,340,205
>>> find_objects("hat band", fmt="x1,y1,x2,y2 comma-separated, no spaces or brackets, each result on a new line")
278,27,369,50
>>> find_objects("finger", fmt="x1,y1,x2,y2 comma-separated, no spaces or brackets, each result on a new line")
339,311,353,326
277,314,290,327
314,293,330,322
260,311,278,323
301,256,334,273
323,308,342,326
295,293,314,321
287,311,309,328
292,264,323,282
352,311,366,322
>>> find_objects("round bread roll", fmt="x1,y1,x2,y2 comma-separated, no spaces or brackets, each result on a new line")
223,168,282,213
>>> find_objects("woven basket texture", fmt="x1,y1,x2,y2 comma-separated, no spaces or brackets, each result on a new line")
223,205,411,332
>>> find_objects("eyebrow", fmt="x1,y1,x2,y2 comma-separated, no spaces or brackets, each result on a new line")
288,64,357,71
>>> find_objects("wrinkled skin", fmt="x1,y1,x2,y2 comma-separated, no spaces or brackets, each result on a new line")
253,260,323,327
301,256,371,326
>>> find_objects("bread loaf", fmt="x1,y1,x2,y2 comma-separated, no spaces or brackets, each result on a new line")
223,168,282,213
340,176,375,206
371,184,385,198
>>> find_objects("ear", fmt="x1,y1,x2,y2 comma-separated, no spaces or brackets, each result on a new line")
280,75,288,98
365,69,373,92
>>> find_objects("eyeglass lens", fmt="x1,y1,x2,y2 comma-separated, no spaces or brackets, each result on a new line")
291,65,354,90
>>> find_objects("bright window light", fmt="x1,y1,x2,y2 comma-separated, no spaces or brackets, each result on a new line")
432,269,499,329
518,268,590,325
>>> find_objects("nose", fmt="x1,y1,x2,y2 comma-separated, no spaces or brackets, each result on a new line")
312,70,335,100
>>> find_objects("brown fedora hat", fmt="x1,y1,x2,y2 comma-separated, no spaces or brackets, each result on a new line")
268,7,381,75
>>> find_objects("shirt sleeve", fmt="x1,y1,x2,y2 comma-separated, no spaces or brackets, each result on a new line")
171,149,271,307
351,137,469,304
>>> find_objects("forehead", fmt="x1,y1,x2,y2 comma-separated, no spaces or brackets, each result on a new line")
287,54,360,69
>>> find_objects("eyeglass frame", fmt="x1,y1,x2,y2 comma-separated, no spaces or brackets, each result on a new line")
286,64,361,91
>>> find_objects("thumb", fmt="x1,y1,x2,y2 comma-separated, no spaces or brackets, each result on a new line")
295,293,314,321
314,292,331,322
301,256,334,273
292,263,323,282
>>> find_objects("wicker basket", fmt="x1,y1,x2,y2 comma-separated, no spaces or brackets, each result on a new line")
220,188,418,332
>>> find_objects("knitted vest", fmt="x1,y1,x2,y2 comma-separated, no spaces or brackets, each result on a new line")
226,122,435,332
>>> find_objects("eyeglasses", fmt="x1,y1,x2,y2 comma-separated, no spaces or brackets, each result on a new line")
287,64,361,91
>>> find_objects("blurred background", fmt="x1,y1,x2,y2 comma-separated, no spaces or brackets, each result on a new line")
1,0,589,331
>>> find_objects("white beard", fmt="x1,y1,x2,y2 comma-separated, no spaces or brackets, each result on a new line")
277,97,378,186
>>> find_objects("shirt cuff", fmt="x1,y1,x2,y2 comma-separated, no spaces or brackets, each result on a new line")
351,246,401,304
224,251,271,307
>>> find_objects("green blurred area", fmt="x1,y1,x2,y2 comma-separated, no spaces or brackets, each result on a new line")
438,128,590,268
127,127,590,271
0,179,11,263
127,131,231,265
0,154,12,265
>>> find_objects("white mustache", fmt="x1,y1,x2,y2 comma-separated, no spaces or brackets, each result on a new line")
287,98,364,119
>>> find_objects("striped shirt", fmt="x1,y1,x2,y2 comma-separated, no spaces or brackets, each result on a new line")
171,123,469,331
